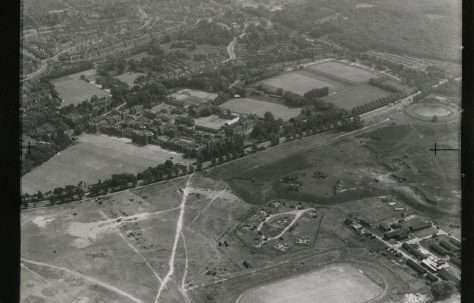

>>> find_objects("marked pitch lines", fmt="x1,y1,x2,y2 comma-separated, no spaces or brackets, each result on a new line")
21,258,144,303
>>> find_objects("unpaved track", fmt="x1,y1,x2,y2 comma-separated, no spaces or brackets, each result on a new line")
155,174,193,302
98,209,164,285
21,258,144,303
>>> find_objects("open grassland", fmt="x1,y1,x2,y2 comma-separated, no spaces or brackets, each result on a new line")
307,61,378,84
261,71,335,95
21,175,251,303
321,84,391,110
219,98,301,121
52,70,109,107
238,265,384,303
21,134,191,194
114,72,146,87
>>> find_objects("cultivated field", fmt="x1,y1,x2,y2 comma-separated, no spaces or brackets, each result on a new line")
307,61,377,84
219,98,301,121
321,84,391,110
238,265,384,303
114,72,146,86
21,134,191,194
52,70,109,107
261,71,334,95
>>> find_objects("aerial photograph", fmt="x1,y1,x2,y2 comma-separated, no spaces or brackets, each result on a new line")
20,0,462,302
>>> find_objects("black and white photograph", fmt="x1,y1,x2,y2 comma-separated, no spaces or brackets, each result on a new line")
17,0,468,302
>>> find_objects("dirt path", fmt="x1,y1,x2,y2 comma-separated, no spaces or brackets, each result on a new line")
257,208,315,246
180,232,192,303
21,263,73,302
155,174,193,302
21,258,144,303
98,209,164,286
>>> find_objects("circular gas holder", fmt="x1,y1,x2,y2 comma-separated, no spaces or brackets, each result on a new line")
404,100,460,122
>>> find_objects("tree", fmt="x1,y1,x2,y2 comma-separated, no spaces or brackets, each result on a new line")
431,281,455,300
432,115,438,122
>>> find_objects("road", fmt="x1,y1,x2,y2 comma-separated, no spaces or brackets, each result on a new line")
222,37,237,63
22,44,77,82
360,78,449,121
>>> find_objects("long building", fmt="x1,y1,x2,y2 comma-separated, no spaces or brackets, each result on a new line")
406,259,427,274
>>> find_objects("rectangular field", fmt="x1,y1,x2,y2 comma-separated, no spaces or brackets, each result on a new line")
194,115,236,130
321,84,391,110
219,98,301,121
238,265,383,303
113,72,146,86
52,70,109,107
261,71,334,95
308,61,377,83
21,134,192,194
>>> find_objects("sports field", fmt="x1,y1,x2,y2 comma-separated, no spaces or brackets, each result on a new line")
261,72,334,95
114,72,146,86
308,61,377,84
194,115,237,130
52,70,109,107
219,98,301,121
238,265,384,303
321,84,391,110
21,134,191,194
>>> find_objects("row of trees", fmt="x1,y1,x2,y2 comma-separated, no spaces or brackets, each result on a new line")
351,91,407,115
368,78,401,93
304,87,330,98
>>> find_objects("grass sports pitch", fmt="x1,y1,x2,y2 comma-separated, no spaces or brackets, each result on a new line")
261,71,335,95
238,265,384,303
220,98,301,121
52,70,110,107
321,84,391,110
307,61,377,84
21,134,191,194
114,72,146,87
